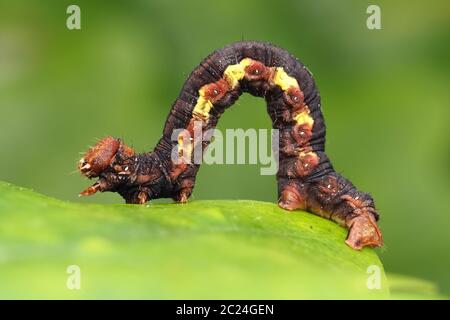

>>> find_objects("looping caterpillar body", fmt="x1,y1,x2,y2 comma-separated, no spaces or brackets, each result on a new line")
78,41,383,250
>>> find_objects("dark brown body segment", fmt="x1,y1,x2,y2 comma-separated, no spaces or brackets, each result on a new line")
78,41,383,250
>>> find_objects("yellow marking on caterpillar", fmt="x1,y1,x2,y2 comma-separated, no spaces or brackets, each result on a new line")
193,58,253,120
294,109,314,128
193,59,301,121
272,67,299,91
223,58,252,89
193,96,213,120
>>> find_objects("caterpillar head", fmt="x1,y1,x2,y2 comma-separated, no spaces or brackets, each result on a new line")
78,136,121,178
78,136,136,196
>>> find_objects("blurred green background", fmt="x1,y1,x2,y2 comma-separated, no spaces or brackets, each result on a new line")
0,0,449,294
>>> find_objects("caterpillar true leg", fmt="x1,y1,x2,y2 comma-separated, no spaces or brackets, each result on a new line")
77,41,383,250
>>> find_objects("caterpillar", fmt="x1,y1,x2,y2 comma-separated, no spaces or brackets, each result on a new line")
77,41,383,250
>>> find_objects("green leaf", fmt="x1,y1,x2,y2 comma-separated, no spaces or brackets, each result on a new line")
0,181,389,299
